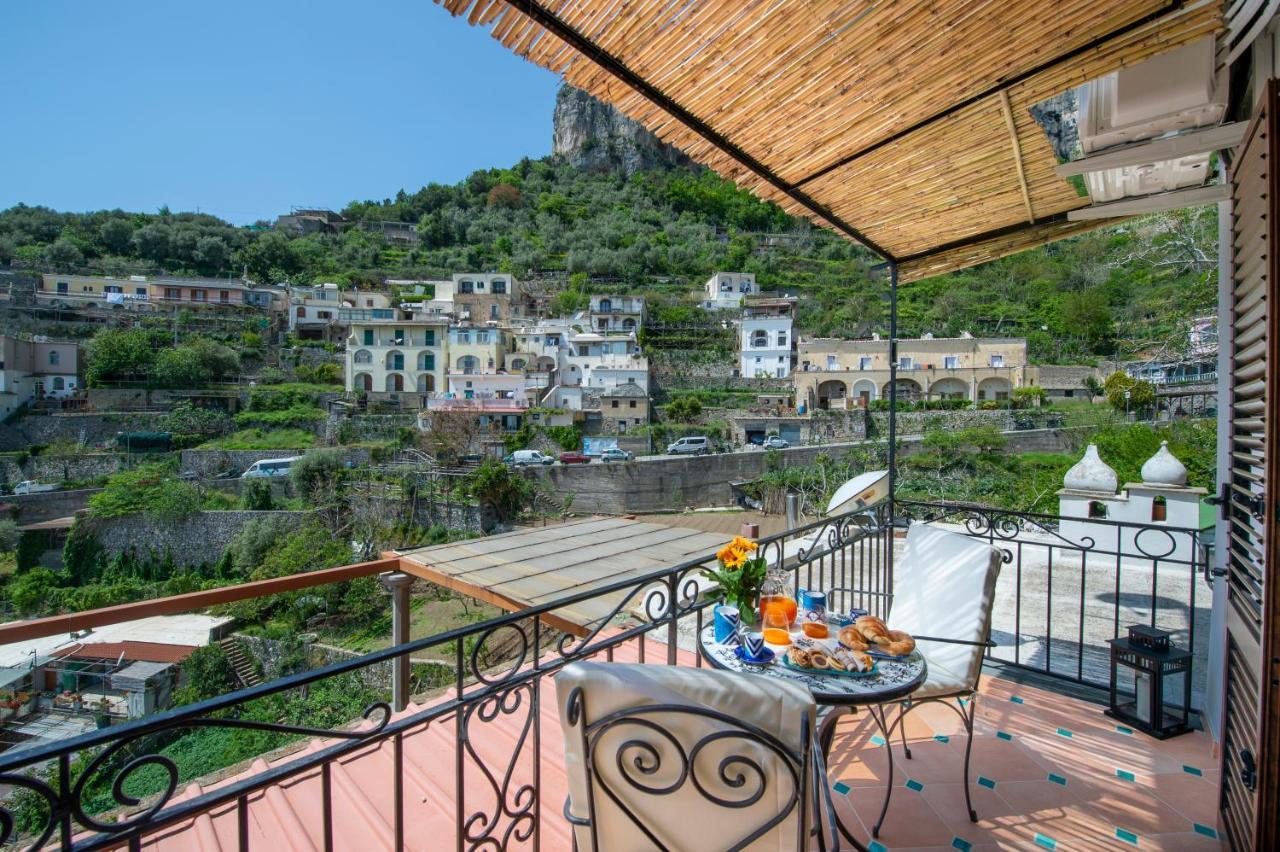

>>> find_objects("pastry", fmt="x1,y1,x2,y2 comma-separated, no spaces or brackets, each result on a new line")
853,652,874,672
787,646,813,668
854,615,890,644
809,651,831,669
838,625,869,651
883,629,916,656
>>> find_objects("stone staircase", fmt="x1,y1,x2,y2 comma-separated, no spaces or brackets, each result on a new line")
218,636,262,688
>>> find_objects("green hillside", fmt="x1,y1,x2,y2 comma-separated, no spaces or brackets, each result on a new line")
0,158,1216,365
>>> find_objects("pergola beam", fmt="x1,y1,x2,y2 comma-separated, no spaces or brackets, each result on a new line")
999,91,1037,224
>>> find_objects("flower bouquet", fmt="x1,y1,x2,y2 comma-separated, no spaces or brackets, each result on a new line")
704,536,767,625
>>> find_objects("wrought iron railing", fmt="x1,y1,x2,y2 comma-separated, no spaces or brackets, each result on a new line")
0,500,1208,848
0,507,887,850
893,499,1208,707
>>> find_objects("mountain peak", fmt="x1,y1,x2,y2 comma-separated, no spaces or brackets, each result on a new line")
552,85,693,174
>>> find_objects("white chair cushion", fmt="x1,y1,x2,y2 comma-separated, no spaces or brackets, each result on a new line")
889,523,1002,694
556,661,817,852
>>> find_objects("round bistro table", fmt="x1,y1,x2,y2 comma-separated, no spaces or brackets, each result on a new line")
698,623,928,851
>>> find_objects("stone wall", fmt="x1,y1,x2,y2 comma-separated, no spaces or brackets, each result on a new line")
529,427,1090,514
6,412,162,449
179,447,371,478
1,453,129,489
85,510,313,567
865,408,1064,439
331,415,417,445
349,490,486,534
234,633,452,691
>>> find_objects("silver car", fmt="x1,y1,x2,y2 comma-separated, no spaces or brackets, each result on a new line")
600,448,633,463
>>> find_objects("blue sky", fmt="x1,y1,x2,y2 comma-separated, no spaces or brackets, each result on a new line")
0,1,559,224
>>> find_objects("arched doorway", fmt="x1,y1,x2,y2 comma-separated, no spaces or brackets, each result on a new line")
385,373,404,392
817,379,848,409
882,378,923,403
417,373,435,393
354,373,373,392
930,378,968,400
851,379,877,407
457,355,480,375
977,377,1011,402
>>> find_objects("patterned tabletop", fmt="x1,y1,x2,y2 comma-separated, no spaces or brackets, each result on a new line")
698,624,927,705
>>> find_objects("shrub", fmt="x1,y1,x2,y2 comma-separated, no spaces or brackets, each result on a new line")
0,519,18,553
241,479,275,511
290,450,347,507
665,396,703,422
88,464,202,520
1103,372,1156,411
465,459,534,523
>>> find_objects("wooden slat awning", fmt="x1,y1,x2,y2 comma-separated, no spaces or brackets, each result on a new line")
437,0,1224,280
396,517,730,634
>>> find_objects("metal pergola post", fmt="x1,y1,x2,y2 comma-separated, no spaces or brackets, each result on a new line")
886,261,899,582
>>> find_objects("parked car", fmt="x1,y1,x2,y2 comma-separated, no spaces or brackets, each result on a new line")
762,436,790,449
240,457,302,478
599,448,633,463
666,436,711,455
12,480,55,495
505,450,555,467
558,451,591,464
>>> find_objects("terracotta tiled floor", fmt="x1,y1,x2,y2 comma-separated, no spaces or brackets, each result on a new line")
824,669,1223,851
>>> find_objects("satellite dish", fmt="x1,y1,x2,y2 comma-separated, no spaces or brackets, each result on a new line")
826,470,890,516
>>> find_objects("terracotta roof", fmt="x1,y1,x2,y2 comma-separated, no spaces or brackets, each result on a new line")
53,641,197,664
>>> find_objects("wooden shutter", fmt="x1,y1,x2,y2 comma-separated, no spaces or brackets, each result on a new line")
1221,78,1280,851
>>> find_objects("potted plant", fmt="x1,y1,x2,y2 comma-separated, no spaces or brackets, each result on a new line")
703,536,768,624
93,698,112,729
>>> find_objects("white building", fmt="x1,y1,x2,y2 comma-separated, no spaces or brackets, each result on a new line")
1058,442,1208,563
588,295,645,332
702,271,757,310
0,336,81,419
738,298,795,378
288,283,345,339
346,318,448,395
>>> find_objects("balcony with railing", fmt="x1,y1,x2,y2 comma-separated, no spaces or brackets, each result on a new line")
0,501,1220,851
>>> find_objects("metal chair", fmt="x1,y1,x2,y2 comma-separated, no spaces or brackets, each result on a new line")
870,522,1003,835
557,661,839,851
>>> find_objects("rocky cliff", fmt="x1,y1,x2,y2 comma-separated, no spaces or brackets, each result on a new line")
552,85,693,174
1028,89,1080,163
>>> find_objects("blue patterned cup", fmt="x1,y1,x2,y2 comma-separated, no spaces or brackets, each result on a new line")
714,605,742,645
800,589,827,624
839,607,869,626
742,631,766,660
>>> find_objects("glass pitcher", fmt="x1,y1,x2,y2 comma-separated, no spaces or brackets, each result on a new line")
758,568,797,643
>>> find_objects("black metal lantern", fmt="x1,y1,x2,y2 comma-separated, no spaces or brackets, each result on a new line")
1105,625,1192,739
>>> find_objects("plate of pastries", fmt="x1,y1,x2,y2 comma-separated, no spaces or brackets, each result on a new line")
783,635,877,677
837,614,916,659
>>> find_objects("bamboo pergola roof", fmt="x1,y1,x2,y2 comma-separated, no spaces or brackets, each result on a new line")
436,0,1224,280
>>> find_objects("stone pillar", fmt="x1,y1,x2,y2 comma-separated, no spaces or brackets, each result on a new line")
380,571,415,712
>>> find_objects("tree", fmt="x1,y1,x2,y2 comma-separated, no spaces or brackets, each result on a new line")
131,223,171,263
151,338,240,389
487,183,524,209
418,409,480,461
466,459,534,523
1059,290,1114,352
241,479,275,511
171,644,236,706
43,239,83,270
290,450,347,516
85,328,157,385
665,396,702,422
194,235,230,271
237,232,301,283
1103,371,1155,412
99,218,135,254
9,567,63,615
0,519,19,553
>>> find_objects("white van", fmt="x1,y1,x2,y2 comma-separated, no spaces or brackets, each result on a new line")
666,436,711,455
240,456,302,478
506,450,554,467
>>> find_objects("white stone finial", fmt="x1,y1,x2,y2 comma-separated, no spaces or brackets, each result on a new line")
1141,441,1188,486
1064,444,1118,493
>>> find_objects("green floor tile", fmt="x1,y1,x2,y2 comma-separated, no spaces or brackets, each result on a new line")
1182,764,1203,776
1115,768,1136,782
1010,695,1024,704
1056,727,1073,738
1115,725,1134,735
870,734,886,746
1047,772,1068,786
1193,823,1218,839
832,781,851,795
934,734,950,744
1115,827,1139,845
1033,833,1056,850
977,776,996,789
869,842,887,852
951,837,973,851
996,730,1013,741
905,778,924,792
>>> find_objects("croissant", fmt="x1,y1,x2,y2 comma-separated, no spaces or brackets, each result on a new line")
883,629,916,656
838,625,869,651
855,615,891,643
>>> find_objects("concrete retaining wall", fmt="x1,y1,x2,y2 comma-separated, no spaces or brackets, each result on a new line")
85,510,314,567
350,491,486,534
528,427,1089,514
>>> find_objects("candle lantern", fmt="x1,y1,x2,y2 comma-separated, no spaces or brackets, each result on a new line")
1105,625,1192,739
